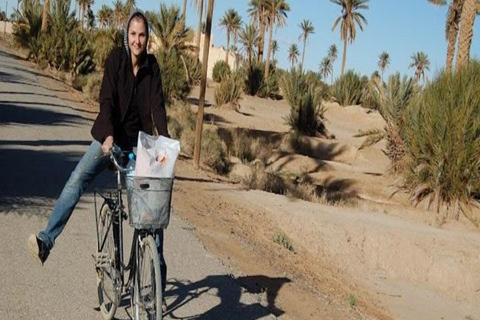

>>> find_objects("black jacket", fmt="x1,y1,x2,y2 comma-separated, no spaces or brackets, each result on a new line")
91,47,168,147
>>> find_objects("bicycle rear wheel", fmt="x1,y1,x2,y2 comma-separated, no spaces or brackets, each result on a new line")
96,203,120,320
134,234,163,320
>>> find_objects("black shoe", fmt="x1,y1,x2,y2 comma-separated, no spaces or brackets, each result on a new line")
28,234,50,266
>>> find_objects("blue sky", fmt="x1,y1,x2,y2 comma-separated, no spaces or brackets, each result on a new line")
4,0,480,80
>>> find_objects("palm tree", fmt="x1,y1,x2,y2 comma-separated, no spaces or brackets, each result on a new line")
330,0,369,76
149,4,195,54
97,4,112,29
125,0,135,15
328,44,338,83
319,56,333,82
409,51,430,82
428,0,463,73
248,0,268,63
77,0,91,29
264,0,290,79
193,0,205,59
378,51,390,83
239,23,259,71
271,39,278,61
41,0,50,32
219,8,242,65
456,0,477,69
183,0,187,18
288,43,299,69
113,0,123,28
298,19,314,74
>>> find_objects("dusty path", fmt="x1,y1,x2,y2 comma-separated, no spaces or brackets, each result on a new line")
0,46,278,320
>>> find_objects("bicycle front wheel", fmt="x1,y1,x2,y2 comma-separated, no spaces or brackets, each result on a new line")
134,234,163,320
96,203,120,320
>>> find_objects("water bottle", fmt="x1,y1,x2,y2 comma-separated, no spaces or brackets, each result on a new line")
126,152,136,177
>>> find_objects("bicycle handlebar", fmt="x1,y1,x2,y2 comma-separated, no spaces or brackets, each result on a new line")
109,145,130,173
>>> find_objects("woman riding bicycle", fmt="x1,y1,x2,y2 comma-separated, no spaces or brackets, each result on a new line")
27,9,169,297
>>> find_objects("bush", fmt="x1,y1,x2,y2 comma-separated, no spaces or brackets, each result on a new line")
156,49,192,106
93,29,122,69
12,0,43,61
244,63,264,96
331,70,364,106
72,74,88,91
214,72,243,109
403,61,480,219
258,64,280,99
280,71,327,137
229,129,255,163
168,103,196,140
201,130,230,174
212,60,231,82
356,73,418,171
83,73,102,102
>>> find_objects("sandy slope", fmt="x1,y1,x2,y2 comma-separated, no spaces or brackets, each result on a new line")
189,86,480,319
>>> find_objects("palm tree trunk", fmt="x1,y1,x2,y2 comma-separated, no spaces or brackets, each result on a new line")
264,20,274,79
41,0,49,32
183,0,187,18
300,37,306,74
456,0,476,70
194,0,215,168
225,32,230,65
341,39,347,77
195,0,204,60
257,15,266,63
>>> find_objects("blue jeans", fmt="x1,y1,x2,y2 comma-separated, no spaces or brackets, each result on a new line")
38,140,167,290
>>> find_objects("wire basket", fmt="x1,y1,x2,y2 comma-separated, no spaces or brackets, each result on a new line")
126,176,173,229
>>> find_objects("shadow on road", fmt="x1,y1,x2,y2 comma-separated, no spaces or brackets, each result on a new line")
163,275,290,319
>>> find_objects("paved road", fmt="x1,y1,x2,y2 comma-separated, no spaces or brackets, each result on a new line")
0,47,277,320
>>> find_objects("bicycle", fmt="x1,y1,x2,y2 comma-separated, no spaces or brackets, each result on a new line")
94,147,173,320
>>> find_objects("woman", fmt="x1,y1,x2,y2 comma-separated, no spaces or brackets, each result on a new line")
27,10,169,296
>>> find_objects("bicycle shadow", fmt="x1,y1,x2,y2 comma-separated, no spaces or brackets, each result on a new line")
114,274,290,320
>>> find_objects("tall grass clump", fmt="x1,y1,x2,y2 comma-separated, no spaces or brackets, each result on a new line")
214,72,244,109
212,60,231,82
331,70,364,106
156,50,192,106
281,70,327,137
201,130,230,174
403,61,480,221
12,0,43,61
356,73,418,171
244,63,264,96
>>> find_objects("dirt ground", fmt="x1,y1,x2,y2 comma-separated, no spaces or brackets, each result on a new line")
3,35,480,319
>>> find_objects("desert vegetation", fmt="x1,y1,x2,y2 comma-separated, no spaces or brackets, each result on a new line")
7,0,480,223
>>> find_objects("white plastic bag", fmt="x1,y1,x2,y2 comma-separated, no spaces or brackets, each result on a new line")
135,131,181,178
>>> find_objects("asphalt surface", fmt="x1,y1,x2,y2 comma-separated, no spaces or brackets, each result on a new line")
0,47,277,320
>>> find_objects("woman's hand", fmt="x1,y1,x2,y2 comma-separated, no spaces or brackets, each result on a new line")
102,136,114,155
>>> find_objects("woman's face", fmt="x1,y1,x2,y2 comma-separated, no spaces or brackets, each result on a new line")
128,18,147,59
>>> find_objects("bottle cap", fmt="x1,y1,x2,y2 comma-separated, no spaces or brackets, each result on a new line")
129,152,135,160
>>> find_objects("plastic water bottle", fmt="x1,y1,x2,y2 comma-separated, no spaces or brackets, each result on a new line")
126,152,136,177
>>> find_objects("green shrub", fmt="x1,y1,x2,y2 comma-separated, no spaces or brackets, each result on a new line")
356,73,418,171
331,70,364,106
156,49,192,106
201,130,230,174
212,60,231,82
280,71,327,136
93,29,122,69
244,63,264,96
12,0,43,61
83,73,102,102
258,64,280,99
403,61,480,219
272,232,294,252
214,72,243,109
183,54,202,85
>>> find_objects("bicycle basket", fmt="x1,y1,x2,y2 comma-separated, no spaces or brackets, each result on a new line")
126,176,173,229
